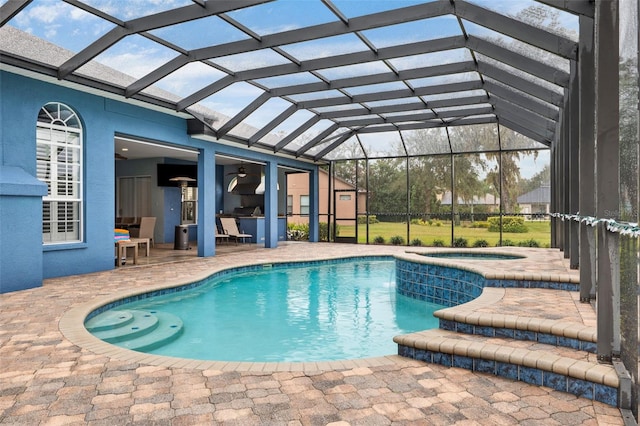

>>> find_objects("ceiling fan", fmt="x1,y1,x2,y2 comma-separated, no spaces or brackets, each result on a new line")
226,165,261,178
227,165,248,177
115,152,128,160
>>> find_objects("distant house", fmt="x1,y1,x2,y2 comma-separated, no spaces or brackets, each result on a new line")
287,169,366,225
517,184,550,217
439,191,500,212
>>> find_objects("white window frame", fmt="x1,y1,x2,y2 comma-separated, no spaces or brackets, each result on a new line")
37,103,83,244
300,195,310,216
287,195,293,215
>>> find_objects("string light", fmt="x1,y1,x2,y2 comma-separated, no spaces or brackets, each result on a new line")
550,212,640,238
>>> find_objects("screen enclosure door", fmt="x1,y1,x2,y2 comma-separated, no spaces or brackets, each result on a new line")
333,189,357,243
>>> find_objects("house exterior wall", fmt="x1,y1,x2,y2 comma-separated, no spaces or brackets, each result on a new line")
0,70,316,292
519,202,550,215
287,170,365,225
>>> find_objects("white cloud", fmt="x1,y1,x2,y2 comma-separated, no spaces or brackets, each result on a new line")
97,49,172,79
25,4,68,24
44,25,59,39
83,0,192,20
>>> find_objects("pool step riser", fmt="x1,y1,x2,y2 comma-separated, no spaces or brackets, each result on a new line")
101,322,159,344
121,326,184,352
87,310,184,352
90,311,160,344
86,313,135,332
438,319,597,353
394,259,610,406
397,344,618,407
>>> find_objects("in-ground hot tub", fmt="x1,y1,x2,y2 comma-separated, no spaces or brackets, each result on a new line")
420,252,525,260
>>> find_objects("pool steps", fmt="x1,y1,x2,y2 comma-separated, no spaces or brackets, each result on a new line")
435,288,597,352
86,309,183,352
394,288,618,406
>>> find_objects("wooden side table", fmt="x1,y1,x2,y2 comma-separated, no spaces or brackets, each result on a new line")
130,238,150,257
115,240,138,267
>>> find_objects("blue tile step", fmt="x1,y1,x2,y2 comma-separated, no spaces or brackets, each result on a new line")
394,328,619,407
86,309,184,351
433,288,597,353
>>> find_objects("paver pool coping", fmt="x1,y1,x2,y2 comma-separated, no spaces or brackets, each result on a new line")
59,249,578,373
398,250,578,283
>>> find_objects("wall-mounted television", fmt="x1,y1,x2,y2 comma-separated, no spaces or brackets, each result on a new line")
157,164,197,187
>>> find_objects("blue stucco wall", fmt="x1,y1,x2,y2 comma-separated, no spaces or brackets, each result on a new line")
1,70,191,282
0,167,47,293
0,69,318,291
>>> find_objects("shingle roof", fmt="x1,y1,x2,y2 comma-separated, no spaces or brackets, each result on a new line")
517,185,550,204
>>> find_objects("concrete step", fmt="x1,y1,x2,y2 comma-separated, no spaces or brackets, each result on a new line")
118,311,183,352
89,310,159,344
85,310,134,332
86,309,183,351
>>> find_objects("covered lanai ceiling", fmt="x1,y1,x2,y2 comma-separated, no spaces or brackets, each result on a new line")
0,0,589,162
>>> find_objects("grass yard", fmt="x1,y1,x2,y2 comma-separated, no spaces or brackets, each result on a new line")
343,220,551,247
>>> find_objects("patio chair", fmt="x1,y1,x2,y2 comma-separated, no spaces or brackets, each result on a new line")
130,216,156,252
219,217,252,244
215,225,229,244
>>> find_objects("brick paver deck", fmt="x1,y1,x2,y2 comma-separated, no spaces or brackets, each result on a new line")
0,243,623,425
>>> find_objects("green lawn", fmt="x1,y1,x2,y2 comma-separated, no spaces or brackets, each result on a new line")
341,220,551,247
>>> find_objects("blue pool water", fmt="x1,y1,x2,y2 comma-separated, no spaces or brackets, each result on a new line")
90,259,443,362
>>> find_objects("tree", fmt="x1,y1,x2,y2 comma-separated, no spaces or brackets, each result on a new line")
520,164,550,195
454,154,486,211
485,152,523,214
367,158,406,218
447,125,494,214
403,129,450,215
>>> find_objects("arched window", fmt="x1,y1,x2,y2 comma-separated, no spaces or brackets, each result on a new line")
36,103,83,244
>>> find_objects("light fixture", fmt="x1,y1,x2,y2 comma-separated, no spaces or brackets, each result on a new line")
121,148,129,152
169,176,196,198
170,176,197,226
237,166,247,178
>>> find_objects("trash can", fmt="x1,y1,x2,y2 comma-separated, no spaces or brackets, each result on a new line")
174,225,189,250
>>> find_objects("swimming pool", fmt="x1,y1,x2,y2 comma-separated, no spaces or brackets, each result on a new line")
86,258,443,362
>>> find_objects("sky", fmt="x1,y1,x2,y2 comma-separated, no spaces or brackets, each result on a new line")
3,0,565,166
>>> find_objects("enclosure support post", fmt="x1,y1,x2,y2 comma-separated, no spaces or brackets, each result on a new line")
450,153,455,247
556,108,565,252
568,60,580,269
329,162,334,242
595,0,620,361
365,160,370,245
498,151,503,246
406,156,410,245
578,14,596,301
562,88,570,259
550,139,557,248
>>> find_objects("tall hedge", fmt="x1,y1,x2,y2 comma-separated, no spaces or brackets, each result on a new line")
487,216,528,233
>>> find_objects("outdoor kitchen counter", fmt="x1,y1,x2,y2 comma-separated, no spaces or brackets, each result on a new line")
237,216,287,243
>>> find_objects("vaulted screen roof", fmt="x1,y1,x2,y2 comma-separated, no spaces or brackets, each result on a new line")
0,0,590,162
